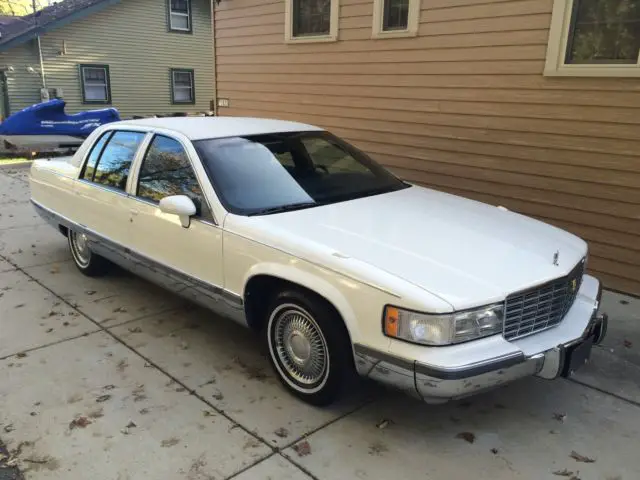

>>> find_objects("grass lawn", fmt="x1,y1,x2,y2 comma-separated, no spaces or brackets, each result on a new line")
0,157,31,166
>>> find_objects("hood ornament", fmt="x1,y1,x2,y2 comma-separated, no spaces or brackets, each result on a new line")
553,250,559,266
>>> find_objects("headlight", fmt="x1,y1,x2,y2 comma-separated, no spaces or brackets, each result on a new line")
383,304,504,346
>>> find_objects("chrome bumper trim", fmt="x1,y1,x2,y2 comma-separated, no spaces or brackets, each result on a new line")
353,344,525,380
414,351,525,380
353,282,608,403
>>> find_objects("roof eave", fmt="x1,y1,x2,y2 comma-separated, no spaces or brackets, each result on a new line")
0,0,121,52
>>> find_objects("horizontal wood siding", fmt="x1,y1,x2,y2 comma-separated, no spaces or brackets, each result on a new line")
1,42,42,114
214,0,640,295
2,0,214,118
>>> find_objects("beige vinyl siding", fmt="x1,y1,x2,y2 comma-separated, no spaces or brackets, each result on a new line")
0,41,42,114
2,0,214,118
214,0,640,295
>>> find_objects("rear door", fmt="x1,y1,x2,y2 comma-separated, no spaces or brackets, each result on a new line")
74,129,148,249
126,133,224,297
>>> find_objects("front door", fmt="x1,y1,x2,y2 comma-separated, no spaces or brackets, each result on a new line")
126,134,227,314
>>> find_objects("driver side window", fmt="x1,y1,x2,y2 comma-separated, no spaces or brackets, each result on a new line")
137,135,213,222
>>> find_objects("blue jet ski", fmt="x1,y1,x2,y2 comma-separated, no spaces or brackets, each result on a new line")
0,99,120,149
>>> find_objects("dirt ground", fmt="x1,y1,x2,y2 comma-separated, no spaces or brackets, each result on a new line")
1,164,639,480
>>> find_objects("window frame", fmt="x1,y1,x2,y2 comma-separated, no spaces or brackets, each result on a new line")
134,133,216,224
79,64,111,105
285,0,340,44
545,0,640,77
372,0,420,39
170,68,196,105
168,0,192,33
80,131,114,182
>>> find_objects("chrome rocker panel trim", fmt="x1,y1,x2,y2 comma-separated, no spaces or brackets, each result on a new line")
31,199,246,325
353,281,607,404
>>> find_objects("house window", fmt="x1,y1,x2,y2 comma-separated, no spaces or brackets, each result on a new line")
285,0,339,43
384,0,409,30
171,69,195,104
545,0,640,76
372,0,419,38
169,0,192,32
80,64,111,104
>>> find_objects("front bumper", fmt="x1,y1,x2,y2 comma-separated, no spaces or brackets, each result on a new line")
354,276,608,403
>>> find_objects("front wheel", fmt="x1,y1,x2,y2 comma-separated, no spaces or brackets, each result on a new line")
265,290,353,406
68,229,110,277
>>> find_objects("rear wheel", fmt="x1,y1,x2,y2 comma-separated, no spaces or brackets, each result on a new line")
265,290,353,406
68,229,110,277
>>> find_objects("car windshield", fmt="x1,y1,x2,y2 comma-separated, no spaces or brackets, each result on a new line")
193,131,409,216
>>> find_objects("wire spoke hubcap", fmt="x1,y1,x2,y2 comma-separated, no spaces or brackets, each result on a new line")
71,232,91,266
273,308,328,387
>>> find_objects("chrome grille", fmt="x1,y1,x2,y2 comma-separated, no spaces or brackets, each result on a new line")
503,260,585,340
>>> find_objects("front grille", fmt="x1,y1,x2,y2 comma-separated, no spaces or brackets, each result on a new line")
503,259,585,340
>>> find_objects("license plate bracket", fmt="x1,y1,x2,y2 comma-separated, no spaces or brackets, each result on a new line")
561,336,594,377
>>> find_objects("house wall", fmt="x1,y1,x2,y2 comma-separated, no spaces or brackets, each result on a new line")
213,0,640,296
1,41,42,114
1,0,214,118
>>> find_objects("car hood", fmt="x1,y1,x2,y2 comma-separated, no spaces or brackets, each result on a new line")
249,185,587,310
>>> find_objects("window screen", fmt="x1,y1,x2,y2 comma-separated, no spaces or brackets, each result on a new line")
383,0,409,31
566,0,640,64
169,0,191,31
171,69,194,104
81,65,110,103
292,0,331,37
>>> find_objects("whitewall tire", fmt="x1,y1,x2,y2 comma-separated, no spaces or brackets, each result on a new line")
264,290,353,406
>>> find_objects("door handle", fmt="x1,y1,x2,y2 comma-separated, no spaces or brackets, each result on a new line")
130,209,139,216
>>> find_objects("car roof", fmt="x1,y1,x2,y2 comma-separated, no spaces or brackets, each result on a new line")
114,116,323,140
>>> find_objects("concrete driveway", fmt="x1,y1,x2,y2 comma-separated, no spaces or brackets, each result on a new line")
1,164,639,480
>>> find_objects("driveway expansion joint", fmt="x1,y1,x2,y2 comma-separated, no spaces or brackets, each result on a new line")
1,250,344,479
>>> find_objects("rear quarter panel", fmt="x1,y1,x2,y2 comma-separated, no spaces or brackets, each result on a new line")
29,157,80,223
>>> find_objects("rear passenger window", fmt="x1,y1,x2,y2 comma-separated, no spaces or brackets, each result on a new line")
92,131,146,190
81,132,112,181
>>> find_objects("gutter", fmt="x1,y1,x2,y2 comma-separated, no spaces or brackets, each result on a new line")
36,35,46,89
211,0,218,116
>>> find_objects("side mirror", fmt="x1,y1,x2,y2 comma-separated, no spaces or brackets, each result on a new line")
159,195,196,228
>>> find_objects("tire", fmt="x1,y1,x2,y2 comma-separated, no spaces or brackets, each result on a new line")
68,229,110,277
265,290,354,406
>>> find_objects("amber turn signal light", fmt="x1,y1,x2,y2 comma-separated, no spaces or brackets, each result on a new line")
383,306,399,337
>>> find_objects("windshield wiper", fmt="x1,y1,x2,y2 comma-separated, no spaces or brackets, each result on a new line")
248,201,318,216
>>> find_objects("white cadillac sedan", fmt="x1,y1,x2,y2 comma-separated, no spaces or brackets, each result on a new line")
29,117,608,406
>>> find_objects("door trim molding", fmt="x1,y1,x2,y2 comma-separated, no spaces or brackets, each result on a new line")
31,198,246,323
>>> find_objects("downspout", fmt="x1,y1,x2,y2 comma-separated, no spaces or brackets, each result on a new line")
37,35,46,89
211,0,217,115
32,0,46,89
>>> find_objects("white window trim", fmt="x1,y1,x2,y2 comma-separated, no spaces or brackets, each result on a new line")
172,70,194,103
285,0,339,44
169,0,191,32
372,0,420,39
545,0,640,77
81,66,110,103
